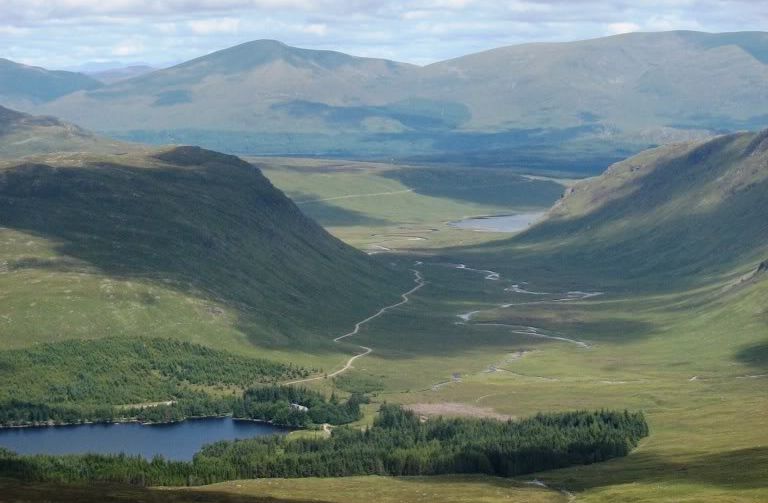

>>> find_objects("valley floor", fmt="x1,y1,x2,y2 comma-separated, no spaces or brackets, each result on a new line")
229,159,767,502
2,156,765,502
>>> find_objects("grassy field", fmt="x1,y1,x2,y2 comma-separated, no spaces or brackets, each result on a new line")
0,475,566,503
253,156,568,251
0,478,317,503
211,256,763,503
189,475,566,503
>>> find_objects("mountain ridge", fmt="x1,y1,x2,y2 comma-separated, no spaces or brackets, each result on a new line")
7,30,768,167
0,58,102,105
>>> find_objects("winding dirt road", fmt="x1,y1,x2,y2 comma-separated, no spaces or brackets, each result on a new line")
285,270,426,385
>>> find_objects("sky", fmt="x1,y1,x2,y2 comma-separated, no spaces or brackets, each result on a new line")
0,0,766,70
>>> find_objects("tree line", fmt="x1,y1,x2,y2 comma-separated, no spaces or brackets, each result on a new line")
0,406,648,486
0,337,326,427
0,385,364,428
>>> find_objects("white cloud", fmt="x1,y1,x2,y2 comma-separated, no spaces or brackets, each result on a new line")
0,0,766,68
188,18,240,34
0,25,28,35
300,23,328,36
426,0,474,8
645,15,702,31
154,22,178,34
607,22,641,34
112,38,144,56
402,10,431,20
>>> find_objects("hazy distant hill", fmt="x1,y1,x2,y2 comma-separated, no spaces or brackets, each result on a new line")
0,106,407,351
16,31,768,168
88,65,157,84
0,58,102,106
38,40,419,132
419,31,768,133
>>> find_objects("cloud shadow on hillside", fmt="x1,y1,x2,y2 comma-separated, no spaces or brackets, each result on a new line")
735,340,768,371
541,447,768,492
379,167,564,208
289,191,394,227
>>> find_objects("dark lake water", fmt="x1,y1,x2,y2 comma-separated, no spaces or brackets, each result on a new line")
450,212,545,233
0,417,287,461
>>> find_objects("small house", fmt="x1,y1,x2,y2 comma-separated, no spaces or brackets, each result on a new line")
290,403,309,413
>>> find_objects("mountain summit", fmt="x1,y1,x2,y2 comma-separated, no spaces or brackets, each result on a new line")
13,31,768,165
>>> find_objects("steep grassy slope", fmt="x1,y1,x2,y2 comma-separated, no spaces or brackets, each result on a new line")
0,147,407,350
24,31,768,164
0,58,102,105
454,129,768,290
0,108,409,361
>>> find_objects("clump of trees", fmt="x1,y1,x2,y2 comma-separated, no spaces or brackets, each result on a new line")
0,338,324,427
0,406,648,487
233,387,367,427
0,385,364,428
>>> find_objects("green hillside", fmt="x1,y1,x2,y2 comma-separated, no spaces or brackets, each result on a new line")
19,31,768,167
454,129,768,290
0,105,128,157
0,106,418,427
0,58,102,105
0,107,409,361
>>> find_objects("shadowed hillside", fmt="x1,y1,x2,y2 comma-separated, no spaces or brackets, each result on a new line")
453,129,768,290
0,108,409,353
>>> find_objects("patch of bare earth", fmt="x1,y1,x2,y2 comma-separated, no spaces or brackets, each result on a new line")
406,402,514,421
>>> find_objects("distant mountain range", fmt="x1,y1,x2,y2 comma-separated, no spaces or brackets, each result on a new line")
0,58,102,105
87,65,157,84
4,31,768,169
